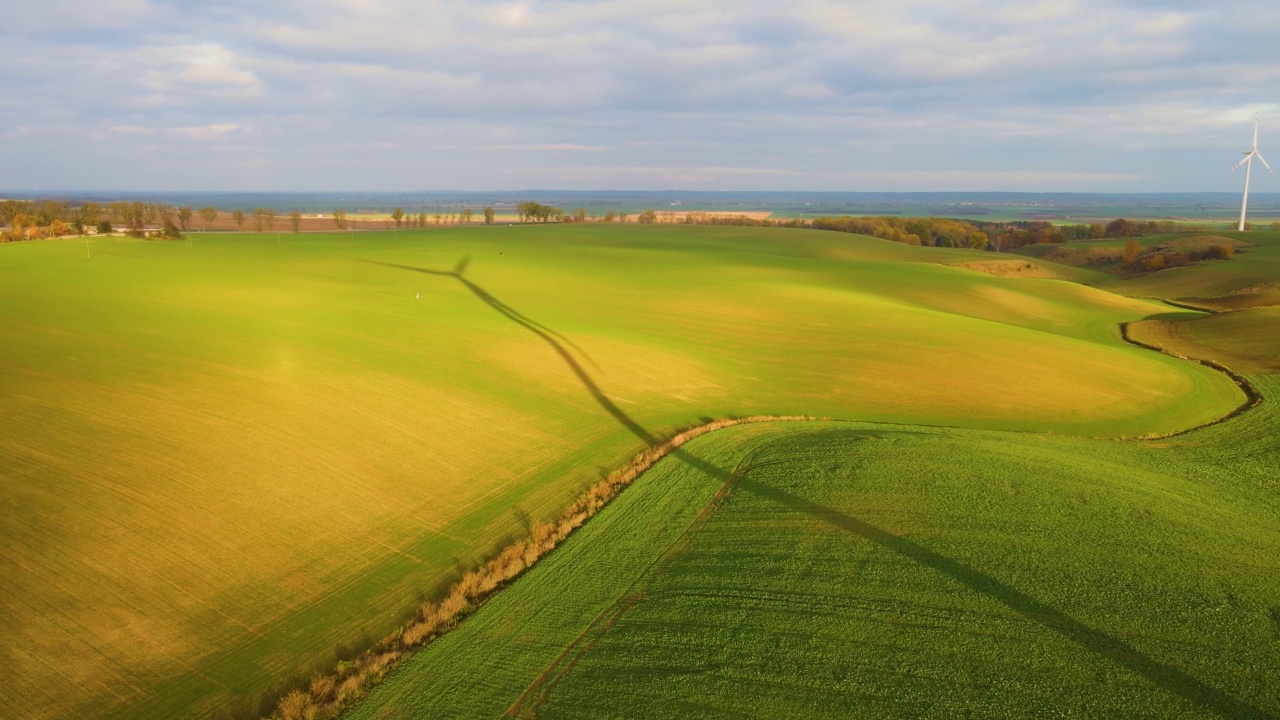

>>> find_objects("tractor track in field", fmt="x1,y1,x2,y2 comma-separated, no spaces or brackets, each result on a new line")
504,449,760,719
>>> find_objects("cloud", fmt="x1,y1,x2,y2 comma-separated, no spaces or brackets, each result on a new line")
167,122,245,141
0,1,1277,191
139,43,264,105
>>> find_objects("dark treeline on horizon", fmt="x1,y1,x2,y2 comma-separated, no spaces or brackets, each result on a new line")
3,190,1279,220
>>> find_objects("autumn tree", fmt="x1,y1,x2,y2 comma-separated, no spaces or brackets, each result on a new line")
253,208,266,232
199,207,217,231
332,209,347,230
434,212,443,225
143,204,158,227
232,209,246,230
483,206,495,225
1123,239,1141,265
462,208,474,224
178,206,193,231
290,211,302,233
637,209,657,224
417,212,427,228
1105,218,1136,238
391,207,404,228
266,208,277,231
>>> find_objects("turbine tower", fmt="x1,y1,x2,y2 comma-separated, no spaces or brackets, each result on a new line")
1234,118,1273,232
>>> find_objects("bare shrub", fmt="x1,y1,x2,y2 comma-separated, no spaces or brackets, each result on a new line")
278,690,315,720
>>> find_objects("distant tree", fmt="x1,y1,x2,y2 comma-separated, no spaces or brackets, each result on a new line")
483,206,495,225
434,212,443,225
1105,218,1136,238
618,212,629,223
107,202,127,224
126,202,147,235
462,208,474,224
78,203,102,228
573,208,586,222
158,218,182,239
96,220,112,234
1203,244,1235,260
1123,239,1141,265
177,206,193,231
232,209,246,231
199,207,218,231
156,204,176,229
637,209,657,224
332,208,347,230
253,208,266,232
143,204,158,227
290,211,302,233
266,208,277,231
417,212,427,228
391,207,404,228
1271,221,1280,231
603,211,616,222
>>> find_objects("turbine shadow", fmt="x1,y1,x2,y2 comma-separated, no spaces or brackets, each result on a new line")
361,258,731,480
737,475,1273,720
364,256,1266,719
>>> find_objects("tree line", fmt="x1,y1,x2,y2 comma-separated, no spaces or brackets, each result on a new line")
0,199,224,240
5,197,1279,245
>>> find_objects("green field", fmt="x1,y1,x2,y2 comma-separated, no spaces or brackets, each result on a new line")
0,224,1266,719
349,405,1280,719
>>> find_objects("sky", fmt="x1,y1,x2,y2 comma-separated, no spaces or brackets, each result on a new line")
2,0,1279,193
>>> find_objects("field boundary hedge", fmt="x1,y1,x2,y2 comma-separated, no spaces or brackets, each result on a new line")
267,415,815,720
1118,321,1263,440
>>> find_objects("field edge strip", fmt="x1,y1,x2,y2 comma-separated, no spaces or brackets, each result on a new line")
1118,321,1263,440
265,414,816,720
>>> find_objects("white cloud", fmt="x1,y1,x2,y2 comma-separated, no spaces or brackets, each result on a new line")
0,1,1277,191
167,122,245,141
139,43,264,105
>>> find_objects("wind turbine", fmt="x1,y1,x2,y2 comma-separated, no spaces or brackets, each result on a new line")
1234,118,1273,231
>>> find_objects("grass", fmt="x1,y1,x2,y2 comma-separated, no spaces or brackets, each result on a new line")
349,400,1280,719
0,224,1252,719
1128,307,1280,375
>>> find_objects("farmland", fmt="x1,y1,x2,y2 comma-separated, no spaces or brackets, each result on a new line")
349,407,1280,719
0,224,1270,719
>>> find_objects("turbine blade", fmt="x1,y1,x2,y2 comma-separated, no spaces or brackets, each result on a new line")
1254,118,1260,150
1258,152,1274,173
1234,153,1254,171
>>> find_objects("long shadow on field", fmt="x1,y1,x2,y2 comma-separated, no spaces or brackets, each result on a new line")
362,258,732,481
738,476,1273,720
364,258,1268,718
